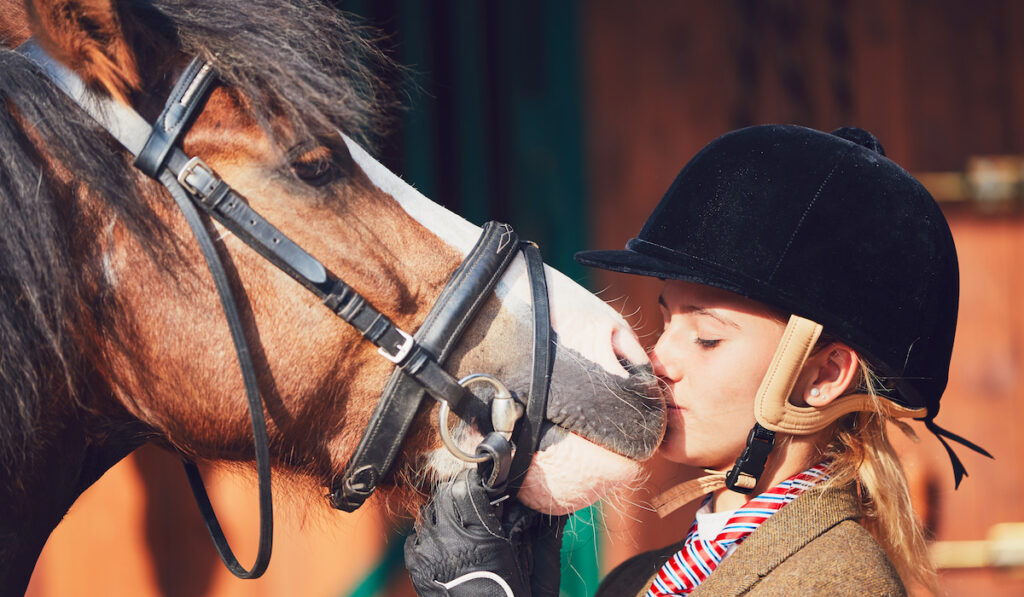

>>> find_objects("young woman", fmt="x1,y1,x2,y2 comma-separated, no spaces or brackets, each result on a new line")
404,124,989,596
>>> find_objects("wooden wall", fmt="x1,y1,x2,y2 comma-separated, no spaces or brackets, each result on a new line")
583,1,1024,595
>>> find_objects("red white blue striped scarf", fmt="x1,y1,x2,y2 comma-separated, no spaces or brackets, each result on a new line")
645,461,832,597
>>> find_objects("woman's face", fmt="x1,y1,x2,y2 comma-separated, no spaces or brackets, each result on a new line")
652,280,787,469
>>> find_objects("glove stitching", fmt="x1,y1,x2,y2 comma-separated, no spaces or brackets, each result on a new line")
468,482,507,540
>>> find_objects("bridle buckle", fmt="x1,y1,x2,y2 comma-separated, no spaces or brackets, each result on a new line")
177,156,215,196
377,328,414,364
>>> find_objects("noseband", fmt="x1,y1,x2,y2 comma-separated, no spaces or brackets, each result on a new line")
19,42,553,579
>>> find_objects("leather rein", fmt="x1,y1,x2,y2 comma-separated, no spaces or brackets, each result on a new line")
19,42,554,579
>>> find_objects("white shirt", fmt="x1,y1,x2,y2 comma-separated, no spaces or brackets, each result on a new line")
695,501,741,557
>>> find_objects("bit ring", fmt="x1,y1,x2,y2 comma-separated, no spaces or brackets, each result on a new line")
438,374,513,463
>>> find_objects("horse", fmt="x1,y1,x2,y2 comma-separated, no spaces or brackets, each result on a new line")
0,0,665,592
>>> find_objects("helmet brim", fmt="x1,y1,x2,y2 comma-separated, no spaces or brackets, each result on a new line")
575,241,751,299
575,247,686,280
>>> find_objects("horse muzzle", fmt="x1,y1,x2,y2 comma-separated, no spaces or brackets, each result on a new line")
542,356,665,461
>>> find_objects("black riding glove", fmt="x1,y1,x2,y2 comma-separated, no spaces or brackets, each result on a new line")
404,469,566,597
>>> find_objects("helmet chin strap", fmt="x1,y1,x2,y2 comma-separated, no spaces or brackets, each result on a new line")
652,315,927,517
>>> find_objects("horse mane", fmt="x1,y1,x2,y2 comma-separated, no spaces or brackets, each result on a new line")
0,0,397,474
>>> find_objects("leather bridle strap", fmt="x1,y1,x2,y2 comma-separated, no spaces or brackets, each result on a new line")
330,222,521,510
167,167,274,578
504,243,552,499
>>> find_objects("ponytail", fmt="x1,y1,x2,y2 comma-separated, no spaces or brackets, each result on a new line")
822,362,938,594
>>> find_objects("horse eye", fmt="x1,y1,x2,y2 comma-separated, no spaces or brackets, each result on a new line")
291,156,339,187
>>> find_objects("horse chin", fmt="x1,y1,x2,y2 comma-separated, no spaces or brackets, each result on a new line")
423,424,644,516
515,427,643,515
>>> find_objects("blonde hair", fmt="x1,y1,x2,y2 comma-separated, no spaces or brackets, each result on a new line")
820,360,938,594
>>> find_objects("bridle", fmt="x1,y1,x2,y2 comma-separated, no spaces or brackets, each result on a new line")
18,42,554,578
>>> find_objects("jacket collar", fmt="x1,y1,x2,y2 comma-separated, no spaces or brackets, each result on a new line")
689,482,861,596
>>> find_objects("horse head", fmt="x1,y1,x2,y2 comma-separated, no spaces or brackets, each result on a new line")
0,0,664,589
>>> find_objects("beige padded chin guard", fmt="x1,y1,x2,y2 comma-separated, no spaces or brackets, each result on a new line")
755,315,926,434
652,314,926,518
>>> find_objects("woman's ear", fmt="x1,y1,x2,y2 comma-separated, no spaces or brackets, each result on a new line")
26,0,141,103
794,342,860,408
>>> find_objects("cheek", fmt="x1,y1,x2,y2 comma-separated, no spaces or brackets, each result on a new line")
695,360,761,434
660,349,761,465
702,341,769,407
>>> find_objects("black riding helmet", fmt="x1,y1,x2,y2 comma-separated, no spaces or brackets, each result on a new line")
577,124,989,486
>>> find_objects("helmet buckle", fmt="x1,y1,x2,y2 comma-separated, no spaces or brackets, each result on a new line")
725,423,776,494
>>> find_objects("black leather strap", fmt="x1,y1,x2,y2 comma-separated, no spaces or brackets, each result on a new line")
170,157,330,289
505,242,553,498
134,56,215,176
329,222,520,511
158,170,274,578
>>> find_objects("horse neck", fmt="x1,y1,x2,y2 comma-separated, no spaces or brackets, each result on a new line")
0,378,144,594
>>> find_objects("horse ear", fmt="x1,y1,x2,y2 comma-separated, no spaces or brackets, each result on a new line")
26,0,141,103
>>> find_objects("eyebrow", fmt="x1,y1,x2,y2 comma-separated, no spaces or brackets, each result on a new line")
658,295,741,329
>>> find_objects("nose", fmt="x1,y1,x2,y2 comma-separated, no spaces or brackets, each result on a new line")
649,331,678,381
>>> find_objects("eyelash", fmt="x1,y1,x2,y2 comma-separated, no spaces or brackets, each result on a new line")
696,338,721,348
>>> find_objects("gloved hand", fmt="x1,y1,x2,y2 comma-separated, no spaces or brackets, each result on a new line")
404,469,567,597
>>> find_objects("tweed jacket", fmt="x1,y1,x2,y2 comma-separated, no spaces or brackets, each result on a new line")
595,483,905,596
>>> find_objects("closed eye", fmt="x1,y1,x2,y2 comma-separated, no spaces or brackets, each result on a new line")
696,338,721,348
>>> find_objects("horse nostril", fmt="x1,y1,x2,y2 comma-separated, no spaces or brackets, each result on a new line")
616,351,634,374
611,325,650,375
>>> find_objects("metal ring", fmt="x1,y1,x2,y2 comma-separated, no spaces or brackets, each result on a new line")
437,374,512,463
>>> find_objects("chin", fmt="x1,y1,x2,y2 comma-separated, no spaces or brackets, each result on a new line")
515,432,644,515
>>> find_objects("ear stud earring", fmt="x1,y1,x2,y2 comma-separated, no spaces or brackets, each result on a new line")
810,388,821,398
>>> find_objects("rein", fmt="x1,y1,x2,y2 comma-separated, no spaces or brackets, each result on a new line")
19,41,553,579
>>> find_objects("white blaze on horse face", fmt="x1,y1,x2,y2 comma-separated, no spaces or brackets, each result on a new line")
342,135,649,377
341,135,480,255
344,136,653,512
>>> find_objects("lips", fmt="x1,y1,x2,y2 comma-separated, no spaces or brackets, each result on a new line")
665,404,686,429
